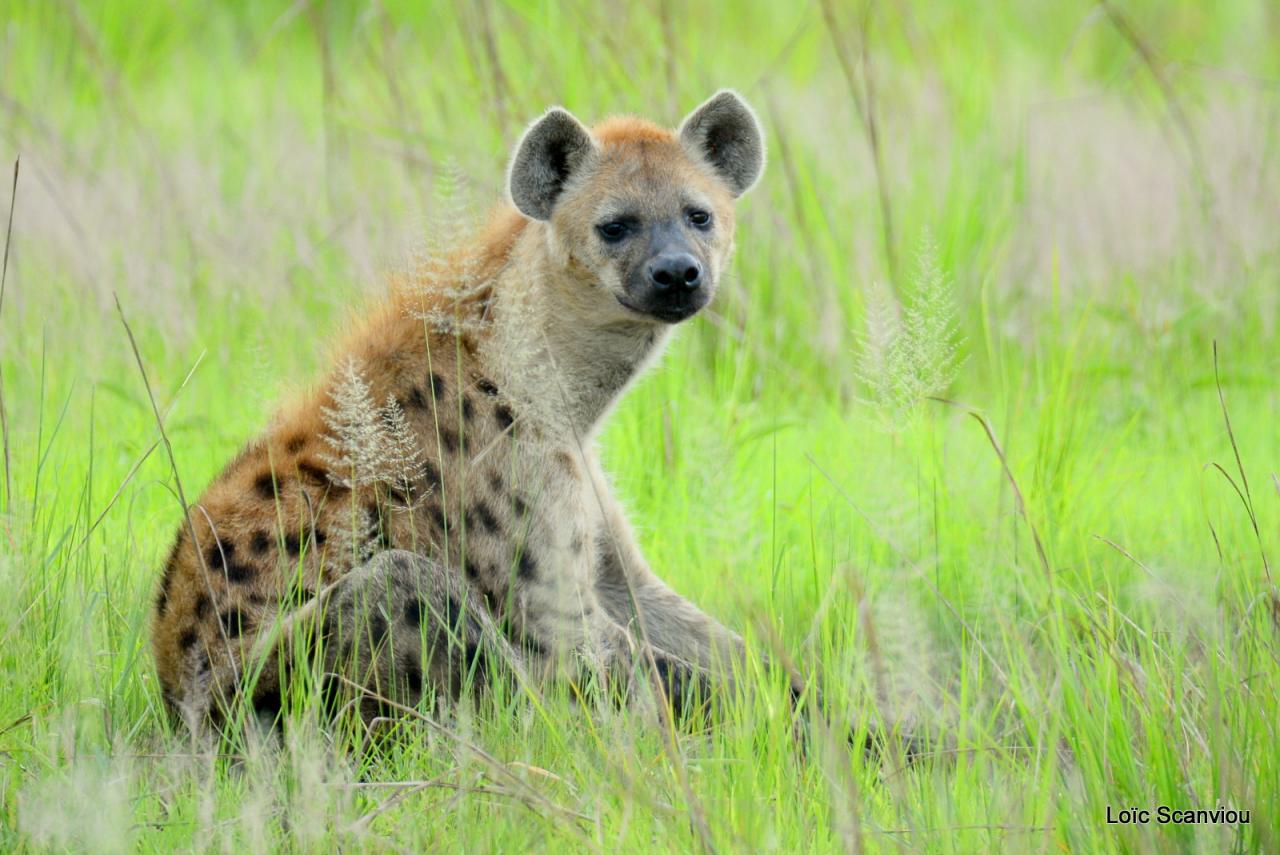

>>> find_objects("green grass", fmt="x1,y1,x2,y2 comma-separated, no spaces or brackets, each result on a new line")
2,0,1278,851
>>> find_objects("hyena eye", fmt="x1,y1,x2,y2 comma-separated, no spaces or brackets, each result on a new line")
687,209,712,230
596,221,629,242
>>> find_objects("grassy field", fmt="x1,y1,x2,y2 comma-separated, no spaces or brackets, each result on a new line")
1,0,1278,851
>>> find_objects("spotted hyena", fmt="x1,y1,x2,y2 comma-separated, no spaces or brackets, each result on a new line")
151,91,799,735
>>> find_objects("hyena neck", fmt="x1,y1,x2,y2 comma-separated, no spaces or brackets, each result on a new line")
483,228,673,439
539,303,672,437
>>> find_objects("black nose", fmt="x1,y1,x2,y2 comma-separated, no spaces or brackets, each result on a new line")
647,253,702,292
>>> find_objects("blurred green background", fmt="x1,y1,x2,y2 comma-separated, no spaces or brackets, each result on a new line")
1,1,1277,851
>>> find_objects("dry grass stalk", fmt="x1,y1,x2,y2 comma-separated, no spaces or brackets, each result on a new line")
308,0,346,214
1101,1,1229,260
0,157,17,511
114,295,238,727
819,0,899,287
476,0,513,145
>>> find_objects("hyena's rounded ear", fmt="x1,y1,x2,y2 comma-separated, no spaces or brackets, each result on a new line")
678,90,766,197
508,108,596,221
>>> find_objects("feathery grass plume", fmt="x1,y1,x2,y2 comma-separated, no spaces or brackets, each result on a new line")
855,231,964,429
18,735,136,852
901,234,963,397
320,358,426,501
419,159,477,267
856,279,903,418
380,393,427,506
320,357,385,488
411,160,490,337
868,588,940,723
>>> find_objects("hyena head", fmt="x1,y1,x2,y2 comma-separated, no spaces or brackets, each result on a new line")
508,90,765,324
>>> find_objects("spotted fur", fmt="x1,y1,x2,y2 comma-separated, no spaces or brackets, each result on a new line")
150,91,778,735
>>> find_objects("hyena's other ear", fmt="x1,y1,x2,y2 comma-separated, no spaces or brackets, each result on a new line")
509,108,596,221
678,90,766,197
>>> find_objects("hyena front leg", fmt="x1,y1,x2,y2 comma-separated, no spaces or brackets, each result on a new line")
316,549,516,726
585,465,921,753
515,578,709,722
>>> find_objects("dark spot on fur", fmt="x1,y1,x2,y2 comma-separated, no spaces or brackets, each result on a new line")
179,628,199,650
517,550,538,581
224,560,255,584
285,435,306,454
438,426,458,454
296,461,330,486
465,642,487,677
463,558,479,581
406,661,423,694
313,529,327,547
653,655,681,703
513,496,528,518
220,607,249,638
477,378,499,397
494,405,514,431
429,373,446,398
472,501,500,535
422,460,441,490
404,597,425,629
443,597,464,634
206,540,256,584
253,686,282,718
250,530,270,555
207,541,232,570
387,484,410,505
406,386,428,410
194,594,211,620
487,470,503,493
254,472,277,500
369,614,388,644
248,593,267,607
461,394,475,422
284,534,302,557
